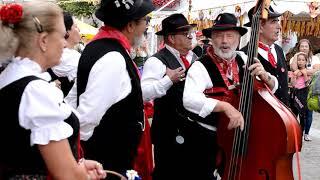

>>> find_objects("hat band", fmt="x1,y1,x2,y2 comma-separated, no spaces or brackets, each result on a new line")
214,24,237,27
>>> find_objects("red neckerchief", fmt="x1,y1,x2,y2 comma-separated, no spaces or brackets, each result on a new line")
180,55,190,69
258,42,277,68
207,46,240,89
91,25,142,78
92,25,132,53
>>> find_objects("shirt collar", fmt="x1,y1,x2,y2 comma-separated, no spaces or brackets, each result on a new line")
258,41,275,50
165,44,194,59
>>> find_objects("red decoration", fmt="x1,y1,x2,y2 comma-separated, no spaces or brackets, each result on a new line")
0,3,23,25
153,0,180,8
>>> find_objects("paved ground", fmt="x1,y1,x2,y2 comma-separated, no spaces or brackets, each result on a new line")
293,112,320,180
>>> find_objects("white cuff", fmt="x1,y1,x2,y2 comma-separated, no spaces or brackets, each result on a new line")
199,98,219,118
161,75,173,90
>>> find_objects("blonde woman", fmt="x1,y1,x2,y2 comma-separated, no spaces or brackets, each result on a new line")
0,1,106,179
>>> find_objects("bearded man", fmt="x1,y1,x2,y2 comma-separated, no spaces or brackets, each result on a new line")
182,13,278,179
65,0,154,178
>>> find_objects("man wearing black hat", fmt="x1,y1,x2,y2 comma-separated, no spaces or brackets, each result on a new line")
141,13,198,179
241,6,289,105
64,0,154,178
183,13,278,179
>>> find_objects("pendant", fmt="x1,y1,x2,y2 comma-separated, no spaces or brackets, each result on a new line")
228,85,236,90
176,135,185,144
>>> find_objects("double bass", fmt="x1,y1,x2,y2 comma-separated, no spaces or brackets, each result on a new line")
216,0,302,179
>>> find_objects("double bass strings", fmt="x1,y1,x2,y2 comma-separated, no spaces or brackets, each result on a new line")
227,3,263,179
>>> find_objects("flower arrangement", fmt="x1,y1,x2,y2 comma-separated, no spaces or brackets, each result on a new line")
153,0,180,8
0,3,23,26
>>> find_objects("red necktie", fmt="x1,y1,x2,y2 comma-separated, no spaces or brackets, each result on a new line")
180,55,190,69
258,42,277,68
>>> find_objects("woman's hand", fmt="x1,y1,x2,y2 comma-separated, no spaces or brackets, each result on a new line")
78,159,107,179
301,69,307,76
294,69,301,76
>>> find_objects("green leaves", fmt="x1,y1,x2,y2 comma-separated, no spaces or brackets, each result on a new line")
57,0,97,18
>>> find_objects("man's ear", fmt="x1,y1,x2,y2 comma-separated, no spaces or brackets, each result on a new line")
259,20,266,33
38,32,49,52
168,35,175,45
126,21,136,33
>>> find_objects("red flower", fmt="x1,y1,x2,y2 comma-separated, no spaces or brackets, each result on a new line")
0,3,23,25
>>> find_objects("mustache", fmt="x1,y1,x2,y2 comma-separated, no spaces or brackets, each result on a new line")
219,45,230,49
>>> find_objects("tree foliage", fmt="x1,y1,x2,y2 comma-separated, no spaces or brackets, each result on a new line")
57,0,97,18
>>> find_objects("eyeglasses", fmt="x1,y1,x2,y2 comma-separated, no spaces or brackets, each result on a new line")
171,31,195,39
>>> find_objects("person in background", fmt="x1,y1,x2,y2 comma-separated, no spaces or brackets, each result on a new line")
192,30,204,57
290,52,310,139
133,32,149,74
290,39,320,141
65,0,155,179
0,2,106,179
183,13,278,180
48,11,81,96
141,13,198,179
241,6,287,105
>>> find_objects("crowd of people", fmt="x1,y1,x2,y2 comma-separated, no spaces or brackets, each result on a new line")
0,0,318,179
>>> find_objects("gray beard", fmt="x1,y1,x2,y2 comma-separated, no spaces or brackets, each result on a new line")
132,35,145,49
212,43,237,60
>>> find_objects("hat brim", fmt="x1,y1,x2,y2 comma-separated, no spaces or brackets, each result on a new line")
203,26,248,38
244,12,282,27
156,24,197,35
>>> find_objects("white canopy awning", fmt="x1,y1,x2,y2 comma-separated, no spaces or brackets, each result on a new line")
191,0,320,14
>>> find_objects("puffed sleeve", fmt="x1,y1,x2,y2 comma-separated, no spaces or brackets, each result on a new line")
19,79,74,146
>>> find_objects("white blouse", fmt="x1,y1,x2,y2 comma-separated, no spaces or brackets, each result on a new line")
52,48,81,81
0,57,74,146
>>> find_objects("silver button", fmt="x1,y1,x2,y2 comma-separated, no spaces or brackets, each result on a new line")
176,135,185,144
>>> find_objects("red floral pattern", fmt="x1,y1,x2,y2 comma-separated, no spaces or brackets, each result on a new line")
153,0,180,8
0,3,23,25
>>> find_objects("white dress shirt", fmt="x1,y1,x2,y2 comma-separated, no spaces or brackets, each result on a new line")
0,57,74,146
52,48,80,81
141,44,195,102
183,52,278,129
65,51,132,140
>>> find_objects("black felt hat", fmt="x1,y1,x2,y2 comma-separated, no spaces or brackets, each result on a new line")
156,13,197,35
95,0,155,27
202,13,247,38
244,6,282,27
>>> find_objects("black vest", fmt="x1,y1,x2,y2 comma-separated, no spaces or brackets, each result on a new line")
0,76,79,178
77,38,144,172
241,44,289,105
47,68,74,97
183,54,244,127
151,48,197,143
